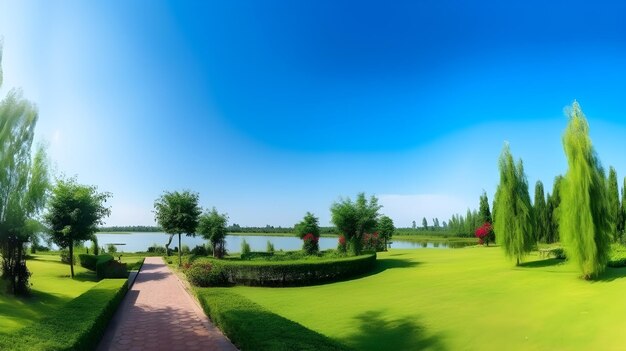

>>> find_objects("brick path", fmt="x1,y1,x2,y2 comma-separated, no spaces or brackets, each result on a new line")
98,257,238,351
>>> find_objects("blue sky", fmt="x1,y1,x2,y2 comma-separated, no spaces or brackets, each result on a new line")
1,1,626,227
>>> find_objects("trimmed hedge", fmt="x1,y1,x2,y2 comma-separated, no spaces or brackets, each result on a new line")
195,289,348,351
0,279,128,351
96,258,128,280
79,254,113,271
189,253,377,287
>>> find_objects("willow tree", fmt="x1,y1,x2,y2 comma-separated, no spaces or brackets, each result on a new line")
607,167,620,242
620,177,626,239
0,44,50,295
533,181,547,243
494,144,534,265
560,102,611,279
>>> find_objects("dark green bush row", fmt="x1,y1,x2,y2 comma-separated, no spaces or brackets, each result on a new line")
189,253,376,287
96,258,128,280
0,279,128,351
79,254,113,271
195,288,347,351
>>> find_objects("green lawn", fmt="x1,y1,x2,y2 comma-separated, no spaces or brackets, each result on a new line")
201,247,626,350
0,254,99,333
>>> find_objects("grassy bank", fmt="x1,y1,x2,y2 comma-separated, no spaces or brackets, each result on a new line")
393,234,477,243
201,247,626,350
0,254,99,333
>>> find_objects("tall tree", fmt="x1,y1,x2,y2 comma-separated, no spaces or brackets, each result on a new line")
412,220,416,230
545,176,563,243
377,215,395,250
422,217,428,230
494,143,534,265
331,193,381,255
607,167,620,242
620,177,626,240
0,43,50,295
560,102,611,279
154,190,201,266
533,181,547,243
479,191,495,244
45,179,111,278
198,207,228,258
294,212,320,239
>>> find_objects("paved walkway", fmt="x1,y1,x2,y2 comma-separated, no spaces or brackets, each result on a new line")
98,257,237,351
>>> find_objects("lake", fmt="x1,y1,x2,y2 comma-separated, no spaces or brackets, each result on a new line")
77,232,472,252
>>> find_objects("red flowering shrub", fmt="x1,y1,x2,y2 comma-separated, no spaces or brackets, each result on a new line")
338,235,347,253
302,233,319,255
363,232,384,251
475,222,493,245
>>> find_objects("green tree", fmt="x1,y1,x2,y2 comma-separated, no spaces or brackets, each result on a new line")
560,102,611,279
376,215,395,250
422,217,428,230
0,45,50,294
545,176,563,243
412,220,416,229
619,177,626,240
479,191,495,244
331,193,381,255
198,207,228,258
153,190,201,266
44,178,111,278
607,167,620,242
533,181,547,243
493,143,534,265
294,212,320,239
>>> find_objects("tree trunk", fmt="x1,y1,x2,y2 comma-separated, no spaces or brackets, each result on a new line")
165,234,174,256
69,240,75,278
178,233,182,266
516,257,520,266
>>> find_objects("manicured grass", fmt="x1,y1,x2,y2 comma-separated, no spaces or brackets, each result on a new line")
0,279,128,350
0,254,99,333
393,234,477,243
205,247,626,350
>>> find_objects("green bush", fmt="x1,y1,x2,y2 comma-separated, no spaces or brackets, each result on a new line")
191,244,209,256
266,240,275,254
60,250,75,265
189,253,377,287
549,247,566,260
148,244,167,254
78,254,113,271
96,256,127,279
241,239,251,258
0,279,128,351
186,262,228,287
608,244,626,267
106,244,117,254
195,289,347,351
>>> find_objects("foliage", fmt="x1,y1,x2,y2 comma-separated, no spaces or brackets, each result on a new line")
186,262,228,287
376,216,394,250
191,244,210,256
90,234,99,255
337,235,347,253
362,232,383,251
0,44,50,295
545,175,563,243
493,143,534,265
620,177,626,240
188,254,377,287
106,243,117,254
195,289,348,351
478,191,495,244
0,279,128,351
78,254,114,272
475,223,493,245
96,258,128,280
241,239,251,258
44,178,111,278
266,240,275,254
607,166,620,242
302,233,319,255
198,207,228,258
533,181,548,243
560,102,612,279
295,212,320,239
153,190,201,265
548,247,566,260
60,249,76,265
330,193,381,255
147,244,167,254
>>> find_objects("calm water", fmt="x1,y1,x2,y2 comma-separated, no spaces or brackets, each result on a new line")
63,232,473,252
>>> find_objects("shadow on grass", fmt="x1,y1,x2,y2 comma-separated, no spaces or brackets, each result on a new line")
518,258,565,268
595,266,626,282
0,288,71,332
335,257,421,284
344,311,446,351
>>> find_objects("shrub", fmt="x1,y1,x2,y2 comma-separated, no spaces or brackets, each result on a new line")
96,255,127,279
60,249,75,265
550,247,566,260
362,232,383,251
191,244,209,256
186,262,228,287
266,240,275,254
147,244,167,254
475,223,493,246
106,244,117,254
188,253,377,287
337,235,347,253
241,239,251,258
79,254,98,271
302,233,319,255
181,244,191,254
0,279,128,351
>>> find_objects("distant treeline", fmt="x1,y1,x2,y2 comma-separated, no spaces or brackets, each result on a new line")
97,226,162,232
227,224,337,234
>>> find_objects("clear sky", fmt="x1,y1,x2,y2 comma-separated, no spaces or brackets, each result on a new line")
1,1,626,227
